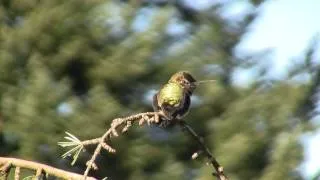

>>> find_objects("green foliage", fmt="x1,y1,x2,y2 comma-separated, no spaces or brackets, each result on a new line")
0,0,315,179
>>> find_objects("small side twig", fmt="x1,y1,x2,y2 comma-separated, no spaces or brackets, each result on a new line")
14,166,20,180
35,168,42,178
178,121,228,180
0,162,11,179
35,168,47,179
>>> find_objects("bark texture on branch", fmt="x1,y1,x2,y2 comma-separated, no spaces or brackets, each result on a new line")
0,157,97,180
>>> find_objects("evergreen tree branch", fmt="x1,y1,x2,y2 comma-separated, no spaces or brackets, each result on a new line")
179,121,228,180
0,157,97,180
296,65,320,120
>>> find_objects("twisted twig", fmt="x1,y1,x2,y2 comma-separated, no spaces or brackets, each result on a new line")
179,121,228,180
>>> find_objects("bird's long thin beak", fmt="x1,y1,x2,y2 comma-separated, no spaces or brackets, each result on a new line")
194,80,216,86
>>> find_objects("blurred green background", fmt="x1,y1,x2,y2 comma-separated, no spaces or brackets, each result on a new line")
0,0,319,179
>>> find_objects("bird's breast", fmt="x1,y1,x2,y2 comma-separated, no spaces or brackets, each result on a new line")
158,83,184,107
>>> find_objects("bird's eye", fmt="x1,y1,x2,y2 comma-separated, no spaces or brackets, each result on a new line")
183,80,190,85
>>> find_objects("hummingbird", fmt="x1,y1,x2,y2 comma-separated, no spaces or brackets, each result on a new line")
153,71,214,127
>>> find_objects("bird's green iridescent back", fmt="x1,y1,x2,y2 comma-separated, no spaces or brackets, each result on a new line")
158,83,184,107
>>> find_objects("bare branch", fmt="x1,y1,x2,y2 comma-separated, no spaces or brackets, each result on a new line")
178,121,228,180
14,167,20,180
0,157,97,180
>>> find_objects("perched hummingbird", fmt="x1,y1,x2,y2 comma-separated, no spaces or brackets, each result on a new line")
153,71,214,127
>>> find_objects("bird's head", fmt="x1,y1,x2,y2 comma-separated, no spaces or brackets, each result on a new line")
168,71,197,95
